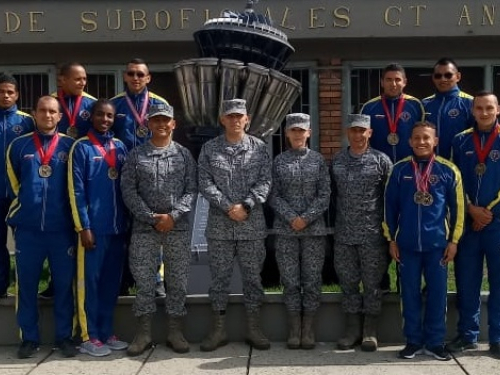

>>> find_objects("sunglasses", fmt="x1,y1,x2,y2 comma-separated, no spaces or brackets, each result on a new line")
433,72,454,80
126,71,147,78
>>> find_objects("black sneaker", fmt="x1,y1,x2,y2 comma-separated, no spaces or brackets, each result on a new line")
398,343,424,359
57,338,78,358
490,343,500,359
38,284,54,300
17,341,39,359
425,345,452,361
446,336,478,353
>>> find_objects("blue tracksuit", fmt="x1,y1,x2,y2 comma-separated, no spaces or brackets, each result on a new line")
422,86,473,159
6,131,76,345
361,94,424,163
384,155,465,348
452,124,500,344
0,105,34,296
68,129,128,343
51,91,97,139
110,89,168,151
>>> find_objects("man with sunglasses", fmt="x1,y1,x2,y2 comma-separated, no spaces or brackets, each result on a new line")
422,57,473,159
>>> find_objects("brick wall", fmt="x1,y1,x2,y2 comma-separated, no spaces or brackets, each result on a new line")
318,58,343,161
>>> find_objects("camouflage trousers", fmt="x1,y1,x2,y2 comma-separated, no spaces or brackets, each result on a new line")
129,230,190,317
275,236,326,313
207,239,266,312
334,240,388,315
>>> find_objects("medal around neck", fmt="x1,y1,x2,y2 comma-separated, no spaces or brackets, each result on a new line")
475,163,486,175
67,127,78,139
108,167,119,180
136,126,149,138
387,132,399,146
39,165,52,178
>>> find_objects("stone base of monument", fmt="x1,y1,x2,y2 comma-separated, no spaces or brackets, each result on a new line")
0,293,490,346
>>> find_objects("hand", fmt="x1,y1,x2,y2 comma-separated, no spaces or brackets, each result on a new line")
228,204,248,222
389,241,400,263
291,217,308,231
80,229,95,250
442,242,457,264
468,204,493,228
153,214,174,233
472,220,486,232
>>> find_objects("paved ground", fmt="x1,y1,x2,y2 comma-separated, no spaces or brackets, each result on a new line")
1,342,498,375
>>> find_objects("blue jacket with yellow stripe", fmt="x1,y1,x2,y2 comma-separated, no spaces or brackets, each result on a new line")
110,89,168,151
0,105,35,199
361,94,425,163
6,131,75,231
383,155,465,251
422,86,473,159
68,129,128,235
51,92,97,139
452,124,500,231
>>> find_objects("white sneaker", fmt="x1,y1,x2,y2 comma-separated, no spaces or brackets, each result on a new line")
79,339,112,357
106,335,128,351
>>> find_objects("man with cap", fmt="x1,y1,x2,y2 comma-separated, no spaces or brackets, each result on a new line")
121,103,197,356
268,113,330,350
198,98,272,351
331,114,393,352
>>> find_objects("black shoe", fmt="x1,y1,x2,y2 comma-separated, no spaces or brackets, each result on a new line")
17,341,39,359
425,345,452,361
446,336,478,353
38,285,54,300
398,343,424,359
490,343,500,359
0,292,7,298
57,338,78,358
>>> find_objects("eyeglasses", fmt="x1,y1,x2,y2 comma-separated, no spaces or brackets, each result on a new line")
126,71,147,78
433,72,454,80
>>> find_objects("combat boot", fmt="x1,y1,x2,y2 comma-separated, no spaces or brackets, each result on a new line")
200,311,228,352
245,310,270,350
286,311,301,349
337,313,362,350
127,314,153,356
301,312,316,349
166,316,190,353
361,314,379,352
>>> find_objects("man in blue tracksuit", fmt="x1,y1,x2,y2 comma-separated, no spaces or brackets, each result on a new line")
384,121,465,361
51,62,97,139
0,74,34,298
6,96,77,359
449,91,500,358
68,99,129,357
422,57,473,159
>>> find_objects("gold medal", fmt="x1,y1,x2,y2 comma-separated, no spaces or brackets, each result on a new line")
108,167,118,180
39,165,52,178
387,132,399,146
475,163,487,175
136,126,149,138
67,127,78,138
413,191,424,205
421,192,434,206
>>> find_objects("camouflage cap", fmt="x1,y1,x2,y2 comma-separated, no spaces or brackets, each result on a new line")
221,99,247,116
285,113,310,130
347,114,371,129
147,103,174,119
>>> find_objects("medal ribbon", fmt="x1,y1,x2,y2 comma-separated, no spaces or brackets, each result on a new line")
33,133,60,167
411,155,435,193
57,90,83,128
88,132,116,168
125,91,149,128
473,123,499,164
381,95,405,135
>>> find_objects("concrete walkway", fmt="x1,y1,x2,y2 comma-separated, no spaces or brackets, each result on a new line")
1,342,498,375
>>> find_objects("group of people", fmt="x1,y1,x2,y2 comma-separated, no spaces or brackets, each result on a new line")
0,55,498,364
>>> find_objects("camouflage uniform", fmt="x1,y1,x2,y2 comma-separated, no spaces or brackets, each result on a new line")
198,134,271,312
120,140,197,317
331,147,392,315
269,148,330,313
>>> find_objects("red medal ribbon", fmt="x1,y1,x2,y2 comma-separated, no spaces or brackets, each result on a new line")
411,154,435,192
88,132,116,169
57,90,83,128
33,133,60,166
381,95,405,135
125,91,149,128
473,123,499,164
